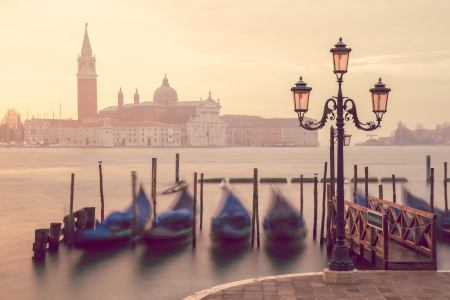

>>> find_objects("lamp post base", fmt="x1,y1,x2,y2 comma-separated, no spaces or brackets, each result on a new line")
323,268,359,284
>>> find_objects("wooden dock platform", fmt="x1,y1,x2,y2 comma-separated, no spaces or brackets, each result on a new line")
330,196,437,270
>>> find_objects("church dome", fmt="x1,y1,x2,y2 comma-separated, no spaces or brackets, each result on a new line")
153,74,178,104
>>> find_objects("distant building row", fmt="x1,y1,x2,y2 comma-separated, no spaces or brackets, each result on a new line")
23,24,318,147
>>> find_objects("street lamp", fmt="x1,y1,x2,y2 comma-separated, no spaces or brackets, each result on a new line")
291,38,391,274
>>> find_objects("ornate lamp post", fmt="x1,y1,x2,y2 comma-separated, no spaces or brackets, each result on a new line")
291,38,391,275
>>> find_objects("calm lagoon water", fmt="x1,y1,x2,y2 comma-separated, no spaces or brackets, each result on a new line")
1,146,449,300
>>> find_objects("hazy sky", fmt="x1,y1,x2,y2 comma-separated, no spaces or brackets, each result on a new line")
1,0,449,144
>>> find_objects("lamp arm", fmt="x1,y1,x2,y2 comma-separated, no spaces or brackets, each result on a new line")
298,98,336,131
344,99,382,131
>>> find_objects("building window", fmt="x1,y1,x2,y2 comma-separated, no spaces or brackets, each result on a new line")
129,138,131,142
142,138,144,142
134,138,136,142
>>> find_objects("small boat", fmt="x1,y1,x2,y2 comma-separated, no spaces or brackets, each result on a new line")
75,187,151,249
263,189,307,243
402,188,450,236
143,189,193,246
211,189,251,244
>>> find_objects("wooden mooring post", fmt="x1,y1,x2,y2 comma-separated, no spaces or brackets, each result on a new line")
392,174,396,204
99,162,104,222
85,207,95,230
313,173,318,240
426,155,431,183
192,172,197,248
320,162,327,245
131,171,137,246
326,184,333,253
175,153,180,183
365,167,369,208
254,168,260,248
300,174,304,215
353,165,357,203
33,229,49,260
152,158,157,219
430,168,434,213
251,171,256,248
68,173,75,248
200,173,204,230
329,126,335,198
48,223,62,251
445,162,448,213
379,184,383,200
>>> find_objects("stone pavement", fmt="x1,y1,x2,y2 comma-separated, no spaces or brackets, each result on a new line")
184,270,450,300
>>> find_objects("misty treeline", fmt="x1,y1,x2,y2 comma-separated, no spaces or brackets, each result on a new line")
1,108,23,142
393,121,450,145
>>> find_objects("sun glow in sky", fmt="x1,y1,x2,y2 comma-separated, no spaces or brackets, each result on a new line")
1,0,450,144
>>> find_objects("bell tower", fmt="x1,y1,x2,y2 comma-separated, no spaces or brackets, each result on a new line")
77,23,98,122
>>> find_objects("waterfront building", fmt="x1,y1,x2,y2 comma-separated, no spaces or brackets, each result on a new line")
23,117,181,147
24,24,226,147
223,115,319,147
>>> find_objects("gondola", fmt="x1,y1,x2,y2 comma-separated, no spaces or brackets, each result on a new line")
143,189,193,247
210,189,251,244
75,187,151,249
263,189,307,243
402,188,450,236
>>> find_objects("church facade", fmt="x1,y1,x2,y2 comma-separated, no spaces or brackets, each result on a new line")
24,24,227,147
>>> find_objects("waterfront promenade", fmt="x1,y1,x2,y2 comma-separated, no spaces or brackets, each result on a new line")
185,270,450,300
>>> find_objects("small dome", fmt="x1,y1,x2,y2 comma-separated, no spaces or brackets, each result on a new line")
153,74,178,104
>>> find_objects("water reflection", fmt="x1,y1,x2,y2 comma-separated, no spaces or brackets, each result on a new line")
210,242,249,270
139,242,190,273
72,247,128,277
264,240,304,271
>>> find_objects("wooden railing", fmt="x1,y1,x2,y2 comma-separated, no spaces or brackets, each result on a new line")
329,196,437,270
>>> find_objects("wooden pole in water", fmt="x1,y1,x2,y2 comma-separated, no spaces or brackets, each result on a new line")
313,173,318,240
48,223,62,251
300,174,304,215
68,173,75,248
444,162,448,213
426,155,431,183
353,165,357,204
430,168,434,214
365,167,369,208
192,172,197,248
320,162,328,245
326,184,332,252
131,171,137,245
33,229,49,260
175,153,180,183
379,184,383,200
152,158,157,219
200,173,204,230
255,168,260,248
330,126,335,197
99,162,104,222
392,175,396,204
251,170,256,248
